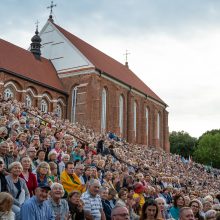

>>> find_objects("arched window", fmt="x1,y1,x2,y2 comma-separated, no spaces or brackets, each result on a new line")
56,104,62,118
157,112,160,140
101,88,107,131
119,95,124,135
146,108,149,144
4,88,14,99
134,101,137,137
71,87,78,123
25,95,32,108
40,99,48,112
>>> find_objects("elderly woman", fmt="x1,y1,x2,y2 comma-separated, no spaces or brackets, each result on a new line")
68,190,85,220
46,182,69,220
59,153,70,174
155,197,171,220
5,162,30,220
36,161,52,186
19,156,37,197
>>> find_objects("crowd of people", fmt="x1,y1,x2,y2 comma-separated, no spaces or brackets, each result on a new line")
0,97,220,220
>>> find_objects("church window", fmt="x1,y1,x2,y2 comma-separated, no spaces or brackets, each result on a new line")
56,104,62,118
119,95,124,135
157,112,160,140
146,108,149,145
25,95,32,108
101,88,107,132
40,99,48,112
134,101,137,137
71,87,77,123
4,88,14,99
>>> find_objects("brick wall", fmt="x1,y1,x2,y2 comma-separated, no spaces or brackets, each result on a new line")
60,72,170,151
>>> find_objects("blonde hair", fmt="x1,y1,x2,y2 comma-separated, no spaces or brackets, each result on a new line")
0,192,13,212
36,161,51,175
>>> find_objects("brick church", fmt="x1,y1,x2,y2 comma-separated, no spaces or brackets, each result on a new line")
0,15,170,152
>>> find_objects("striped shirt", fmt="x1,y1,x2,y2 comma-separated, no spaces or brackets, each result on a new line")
81,191,103,220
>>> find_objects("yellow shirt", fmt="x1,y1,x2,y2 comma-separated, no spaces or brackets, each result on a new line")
60,170,86,194
133,193,145,207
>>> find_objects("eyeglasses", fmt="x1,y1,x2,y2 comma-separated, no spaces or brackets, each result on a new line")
41,167,49,170
191,205,199,208
113,213,129,217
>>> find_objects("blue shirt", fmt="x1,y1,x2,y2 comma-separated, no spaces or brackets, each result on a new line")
20,196,55,220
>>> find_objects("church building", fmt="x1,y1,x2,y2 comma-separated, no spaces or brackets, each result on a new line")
0,14,170,151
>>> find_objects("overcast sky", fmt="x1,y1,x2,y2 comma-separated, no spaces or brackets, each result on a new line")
1,0,220,138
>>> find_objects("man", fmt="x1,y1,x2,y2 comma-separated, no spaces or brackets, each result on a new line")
0,141,13,169
179,207,195,220
27,146,37,171
20,183,54,220
111,206,129,220
61,162,85,194
42,137,52,161
46,183,69,220
81,179,106,220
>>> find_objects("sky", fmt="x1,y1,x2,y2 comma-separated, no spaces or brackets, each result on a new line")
1,0,220,138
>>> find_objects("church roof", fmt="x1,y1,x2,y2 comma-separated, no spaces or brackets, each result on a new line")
0,38,65,93
53,23,166,106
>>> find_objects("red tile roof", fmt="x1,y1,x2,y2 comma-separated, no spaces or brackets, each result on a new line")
53,23,166,105
0,38,65,93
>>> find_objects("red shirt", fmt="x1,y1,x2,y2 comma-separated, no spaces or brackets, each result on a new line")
20,172,37,197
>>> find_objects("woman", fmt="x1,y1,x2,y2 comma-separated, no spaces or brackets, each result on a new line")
155,197,171,220
19,156,37,197
140,200,159,220
189,199,204,220
59,154,70,174
34,150,46,167
169,195,185,220
48,162,59,183
0,192,15,220
36,161,52,186
5,162,30,220
116,188,128,207
68,190,85,220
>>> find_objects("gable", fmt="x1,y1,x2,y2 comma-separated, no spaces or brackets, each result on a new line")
52,23,167,106
39,22,94,73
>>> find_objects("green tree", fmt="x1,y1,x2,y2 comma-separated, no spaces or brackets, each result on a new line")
193,132,220,168
169,131,197,158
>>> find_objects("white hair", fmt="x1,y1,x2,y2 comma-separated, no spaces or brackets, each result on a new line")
50,182,65,196
8,161,23,172
61,154,70,161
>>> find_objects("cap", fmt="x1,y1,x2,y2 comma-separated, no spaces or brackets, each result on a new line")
37,183,51,190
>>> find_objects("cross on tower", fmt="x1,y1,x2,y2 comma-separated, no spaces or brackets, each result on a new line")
35,20,40,31
123,50,130,67
124,50,130,63
47,1,57,16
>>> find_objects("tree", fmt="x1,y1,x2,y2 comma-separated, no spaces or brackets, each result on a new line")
193,132,220,168
169,131,197,158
